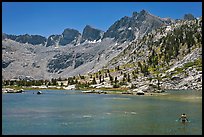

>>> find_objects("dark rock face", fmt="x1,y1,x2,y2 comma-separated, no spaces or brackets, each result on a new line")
2,33,17,41
74,53,85,69
184,14,195,20
74,58,84,68
103,10,171,43
47,53,73,73
103,16,131,42
81,25,103,43
15,34,47,45
2,33,9,40
32,62,40,68
59,28,80,46
46,35,62,47
2,60,14,68
3,34,47,45
74,52,95,69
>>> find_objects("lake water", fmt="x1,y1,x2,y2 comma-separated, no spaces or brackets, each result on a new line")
2,89,202,135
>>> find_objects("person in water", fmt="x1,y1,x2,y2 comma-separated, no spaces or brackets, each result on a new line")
179,113,188,122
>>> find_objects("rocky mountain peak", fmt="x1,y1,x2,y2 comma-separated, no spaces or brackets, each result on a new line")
59,28,81,46
132,9,149,18
140,9,148,15
81,25,104,43
46,34,62,47
103,9,169,43
132,11,138,17
184,13,195,20
3,33,47,45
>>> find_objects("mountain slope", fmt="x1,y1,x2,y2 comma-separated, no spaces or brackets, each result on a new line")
104,17,202,90
3,9,200,88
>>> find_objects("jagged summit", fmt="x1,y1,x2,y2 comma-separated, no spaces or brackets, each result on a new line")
139,9,149,15
81,25,104,43
132,9,148,17
3,10,197,47
184,13,195,20
59,28,81,46
103,9,172,42
2,33,47,45
3,9,173,46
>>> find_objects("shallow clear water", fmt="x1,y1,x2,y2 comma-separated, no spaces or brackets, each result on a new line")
2,89,202,135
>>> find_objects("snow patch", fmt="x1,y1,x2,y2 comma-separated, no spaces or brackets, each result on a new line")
88,40,97,43
97,39,102,43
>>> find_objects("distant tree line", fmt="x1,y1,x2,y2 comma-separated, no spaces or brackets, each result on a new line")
2,78,63,87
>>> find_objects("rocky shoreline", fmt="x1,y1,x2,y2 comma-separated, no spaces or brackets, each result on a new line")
2,88,24,93
81,89,169,96
2,86,200,97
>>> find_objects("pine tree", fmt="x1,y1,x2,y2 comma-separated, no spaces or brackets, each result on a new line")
92,77,97,84
109,74,113,82
127,73,131,82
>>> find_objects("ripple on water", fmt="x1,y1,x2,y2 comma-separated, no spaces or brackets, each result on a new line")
124,111,137,115
60,122,68,126
130,112,137,115
82,115,92,118
103,97,131,100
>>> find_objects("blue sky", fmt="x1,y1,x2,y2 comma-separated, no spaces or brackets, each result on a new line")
2,2,202,38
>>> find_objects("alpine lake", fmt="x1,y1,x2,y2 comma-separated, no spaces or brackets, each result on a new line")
2,89,202,135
